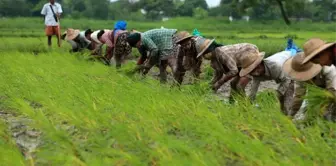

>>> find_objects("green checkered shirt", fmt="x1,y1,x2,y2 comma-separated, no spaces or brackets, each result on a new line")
141,29,177,51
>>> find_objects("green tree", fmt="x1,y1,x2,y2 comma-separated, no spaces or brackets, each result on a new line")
83,0,109,19
108,0,144,20
178,0,208,17
136,0,176,20
232,0,307,25
193,7,208,19
312,0,336,21
0,0,31,16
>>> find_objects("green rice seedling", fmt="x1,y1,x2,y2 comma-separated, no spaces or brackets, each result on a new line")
0,49,336,165
0,121,26,165
304,84,336,123
0,18,336,165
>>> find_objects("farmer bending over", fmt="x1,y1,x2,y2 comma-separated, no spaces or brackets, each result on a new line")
240,51,294,114
126,28,179,83
301,38,336,67
174,31,203,85
96,21,132,69
62,29,93,52
41,0,62,48
199,42,264,103
283,39,336,121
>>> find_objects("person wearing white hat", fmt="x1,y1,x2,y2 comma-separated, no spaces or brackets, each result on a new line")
239,51,293,114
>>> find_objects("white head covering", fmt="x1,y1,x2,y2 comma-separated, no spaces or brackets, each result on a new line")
90,30,102,44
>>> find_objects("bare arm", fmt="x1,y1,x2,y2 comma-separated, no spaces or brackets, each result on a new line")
41,5,46,22
249,79,261,101
291,81,306,116
105,46,114,61
213,52,239,91
210,58,223,85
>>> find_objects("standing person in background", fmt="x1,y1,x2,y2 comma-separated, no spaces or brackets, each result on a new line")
41,0,63,48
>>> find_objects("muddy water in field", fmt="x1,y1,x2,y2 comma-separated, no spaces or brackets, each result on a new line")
0,97,42,160
0,111,42,159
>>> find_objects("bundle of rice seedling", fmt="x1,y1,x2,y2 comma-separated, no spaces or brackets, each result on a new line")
305,84,336,122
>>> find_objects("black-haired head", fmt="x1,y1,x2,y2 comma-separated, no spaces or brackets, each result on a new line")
127,33,141,47
97,30,105,40
205,41,224,54
85,29,93,36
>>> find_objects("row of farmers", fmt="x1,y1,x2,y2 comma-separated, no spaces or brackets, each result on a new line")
60,21,336,121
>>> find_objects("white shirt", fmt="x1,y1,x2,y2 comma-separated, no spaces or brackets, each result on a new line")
41,2,63,26
264,51,292,67
249,51,292,100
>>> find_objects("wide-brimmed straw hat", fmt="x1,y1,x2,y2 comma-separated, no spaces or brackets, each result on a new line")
90,30,102,44
176,31,193,44
195,37,215,58
283,52,322,82
65,28,80,41
239,51,265,77
301,38,335,64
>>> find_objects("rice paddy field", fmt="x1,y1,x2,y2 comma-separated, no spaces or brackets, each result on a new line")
0,17,336,165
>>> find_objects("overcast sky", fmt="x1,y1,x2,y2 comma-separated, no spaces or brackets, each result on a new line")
110,0,221,8
205,0,220,7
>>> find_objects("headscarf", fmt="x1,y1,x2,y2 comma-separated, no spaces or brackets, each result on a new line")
113,20,127,37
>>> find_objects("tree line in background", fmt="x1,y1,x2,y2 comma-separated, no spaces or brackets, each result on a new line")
0,0,335,24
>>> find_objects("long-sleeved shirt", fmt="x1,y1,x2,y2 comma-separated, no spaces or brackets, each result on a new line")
210,43,260,81
100,30,127,48
292,65,336,114
140,29,177,58
249,51,292,100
